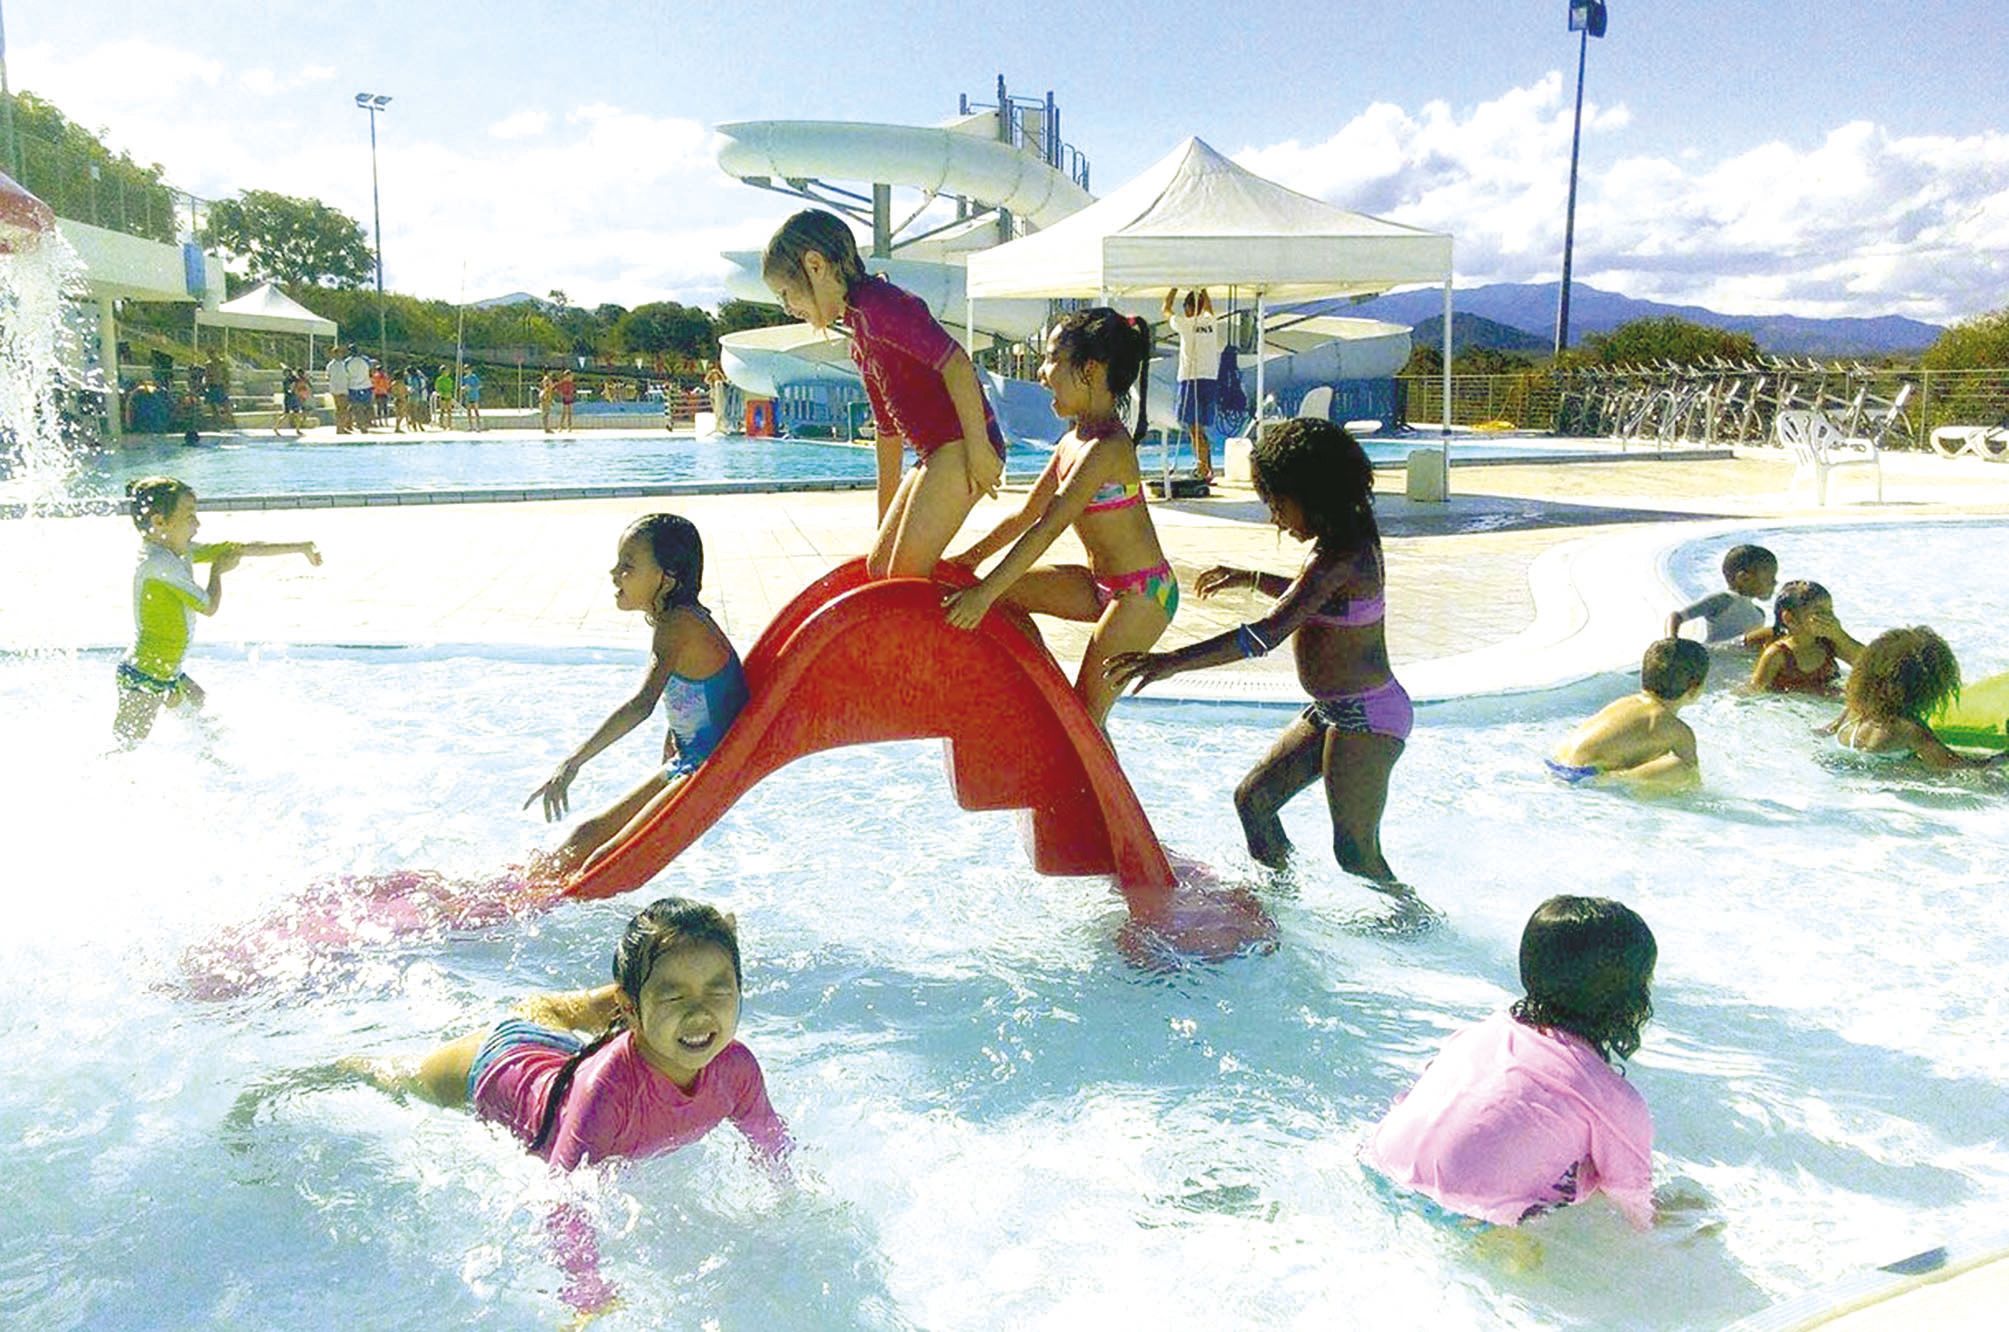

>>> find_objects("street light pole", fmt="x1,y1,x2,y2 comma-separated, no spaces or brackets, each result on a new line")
355,93,392,366
1554,2,1607,358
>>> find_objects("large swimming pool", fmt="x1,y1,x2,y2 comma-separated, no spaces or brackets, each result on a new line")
28,430,1627,502
3,510,2003,1330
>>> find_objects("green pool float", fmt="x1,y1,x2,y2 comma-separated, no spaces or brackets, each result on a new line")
1932,670,2009,752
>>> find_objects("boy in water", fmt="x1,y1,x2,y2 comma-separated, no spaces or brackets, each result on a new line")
1666,544,1775,645
1547,638,1708,789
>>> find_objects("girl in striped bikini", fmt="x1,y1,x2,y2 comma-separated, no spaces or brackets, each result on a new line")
943,309,1176,727
1106,419,1414,894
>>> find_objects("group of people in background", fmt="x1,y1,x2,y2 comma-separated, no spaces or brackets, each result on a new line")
321,343,482,435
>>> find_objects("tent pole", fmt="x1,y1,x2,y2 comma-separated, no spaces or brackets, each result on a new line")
1255,292,1267,452
1440,277,1453,491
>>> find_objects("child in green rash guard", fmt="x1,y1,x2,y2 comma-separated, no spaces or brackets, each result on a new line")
114,476,322,747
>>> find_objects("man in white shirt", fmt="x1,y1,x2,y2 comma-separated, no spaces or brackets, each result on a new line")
1164,288,1221,481
341,345,376,433
326,350,352,433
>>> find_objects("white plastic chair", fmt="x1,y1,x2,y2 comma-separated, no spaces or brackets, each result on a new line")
1930,425,2009,461
1776,408,1881,505
1295,385,1334,421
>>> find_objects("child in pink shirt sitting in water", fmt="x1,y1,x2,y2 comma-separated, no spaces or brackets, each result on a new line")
351,895,788,1170
762,207,1006,577
1363,895,1657,1230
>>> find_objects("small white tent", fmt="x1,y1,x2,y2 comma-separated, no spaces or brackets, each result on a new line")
965,137,1455,480
195,281,339,365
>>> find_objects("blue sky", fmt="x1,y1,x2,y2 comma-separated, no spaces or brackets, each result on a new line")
10,0,2007,321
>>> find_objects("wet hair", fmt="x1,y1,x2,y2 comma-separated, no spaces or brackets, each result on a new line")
1721,544,1776,583
528,897,742,1155
622,513,704,620
1250,418,1379,556
1846,626,1961,725
1772,579,1831,636
1511,895,1657,1064
761,208,869,302
1051,307,1153,440
127,475,194,531
1640,637,1708,700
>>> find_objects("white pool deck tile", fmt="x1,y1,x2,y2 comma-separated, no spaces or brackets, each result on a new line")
7,449,2009,699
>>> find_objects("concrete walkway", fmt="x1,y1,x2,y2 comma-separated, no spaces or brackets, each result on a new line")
7,448,2009,698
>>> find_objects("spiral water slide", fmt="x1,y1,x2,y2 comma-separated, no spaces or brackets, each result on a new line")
713,117,1092,386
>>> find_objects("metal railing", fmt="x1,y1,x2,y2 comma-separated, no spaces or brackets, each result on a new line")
1397,364,2009,448
6,121,207,243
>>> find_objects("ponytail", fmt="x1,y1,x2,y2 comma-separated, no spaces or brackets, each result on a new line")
1129,316,1152,441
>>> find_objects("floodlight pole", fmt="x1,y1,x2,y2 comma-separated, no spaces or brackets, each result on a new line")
1555,2,1606,356
356,93,392,366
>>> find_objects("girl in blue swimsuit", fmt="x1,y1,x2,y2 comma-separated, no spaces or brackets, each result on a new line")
527,514,748,877
1106,419,1413,893
944,308,1175,727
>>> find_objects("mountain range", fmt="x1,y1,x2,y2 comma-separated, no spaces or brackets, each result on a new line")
1310,282,1944,357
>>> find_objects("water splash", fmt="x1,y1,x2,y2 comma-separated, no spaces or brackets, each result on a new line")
0,222,89,514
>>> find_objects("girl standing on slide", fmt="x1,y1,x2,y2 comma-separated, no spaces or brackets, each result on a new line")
762,208,1006,576
943,309,1176,727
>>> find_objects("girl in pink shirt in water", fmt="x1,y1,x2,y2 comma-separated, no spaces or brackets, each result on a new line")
762,208,1006,577
353,896,789,1169
1363,896,1658,1230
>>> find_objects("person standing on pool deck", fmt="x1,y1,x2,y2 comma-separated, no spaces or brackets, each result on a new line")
342,344,375,433
944,309,1177,728
432,365,456,431
1163,288,1221,482
556,367,576,432
1363,895,1658,1231
1106,419,1413,892
325,349,352,433
459,366,484,431
114,476,322,746
762,208,1005,577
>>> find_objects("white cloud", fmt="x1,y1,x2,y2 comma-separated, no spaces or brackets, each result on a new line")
488,110,550,141
237,65,336,96
1237,75,2009,321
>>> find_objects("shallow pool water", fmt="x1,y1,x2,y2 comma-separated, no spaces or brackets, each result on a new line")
2,624,2004,1328
29,431,1621,502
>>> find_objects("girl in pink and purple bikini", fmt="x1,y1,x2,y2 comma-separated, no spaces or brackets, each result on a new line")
1106,419,1411,890
1363,895,1658,1231
943,308,1176,726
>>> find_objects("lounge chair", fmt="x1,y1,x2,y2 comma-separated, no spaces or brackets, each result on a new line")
1775,408,1881,505
1929,425,2009,461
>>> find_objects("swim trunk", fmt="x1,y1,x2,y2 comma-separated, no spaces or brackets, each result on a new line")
1094,562,1180,620
1177,378,1217,429
1544,758,1601,785
117,660,186,695
1303,678,1413,743
467,1017,583,1105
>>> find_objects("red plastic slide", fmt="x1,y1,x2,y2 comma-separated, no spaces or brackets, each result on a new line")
566,559,1274,960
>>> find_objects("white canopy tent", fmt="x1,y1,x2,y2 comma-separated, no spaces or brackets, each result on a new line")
194,281,339,366
964,137,1455,486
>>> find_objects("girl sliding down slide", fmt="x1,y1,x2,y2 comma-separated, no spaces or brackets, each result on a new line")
526,514,747,878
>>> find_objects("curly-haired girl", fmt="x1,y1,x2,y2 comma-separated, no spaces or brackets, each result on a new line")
1827,626,2007,771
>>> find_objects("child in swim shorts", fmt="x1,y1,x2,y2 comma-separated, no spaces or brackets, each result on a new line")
1547,638,1707,789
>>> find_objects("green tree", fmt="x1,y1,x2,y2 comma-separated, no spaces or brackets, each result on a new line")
614,301,716,359
1578,317,1758,366
1921,308,2009,371
5,91,178,241
202,190,373,287
714,298,794,339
